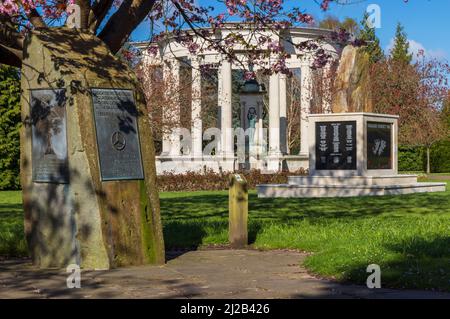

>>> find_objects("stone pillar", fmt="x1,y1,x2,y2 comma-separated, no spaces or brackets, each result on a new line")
191,58,203,157
267,72,281,171
322,62,333,113
220,58,234,158
217,64,223,153
20,28,165,269
228,174,248,248
269,72,281,155
300,64,312,156
279,73,288,154
162,58,181,156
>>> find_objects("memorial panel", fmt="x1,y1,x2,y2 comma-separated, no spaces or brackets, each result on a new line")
367,122,392,170
315,121,357,170
31,89,69,183
91,88,144,181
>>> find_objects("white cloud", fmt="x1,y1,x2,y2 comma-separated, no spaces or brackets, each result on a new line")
385,38,447,61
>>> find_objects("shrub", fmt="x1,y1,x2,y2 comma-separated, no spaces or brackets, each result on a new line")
430,140,450,173
156,168,308,192
0,66,21,190
398,145,425,172
398,142,450,173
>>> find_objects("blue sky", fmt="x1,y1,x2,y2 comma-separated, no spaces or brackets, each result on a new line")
131,0,450,60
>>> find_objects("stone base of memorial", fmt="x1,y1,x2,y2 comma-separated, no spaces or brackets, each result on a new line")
20,28,164,269
257,113,446,198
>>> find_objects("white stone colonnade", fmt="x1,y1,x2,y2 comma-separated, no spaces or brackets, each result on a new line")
136,25,340,174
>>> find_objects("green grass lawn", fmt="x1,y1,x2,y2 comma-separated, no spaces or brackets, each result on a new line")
1,179,450,291
0,191,27,257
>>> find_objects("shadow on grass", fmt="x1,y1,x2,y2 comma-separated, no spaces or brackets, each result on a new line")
0,202,27,257
160,188,450,292
163,219,263,250
161,191,450,221
333,236,450,292
161,189,450,249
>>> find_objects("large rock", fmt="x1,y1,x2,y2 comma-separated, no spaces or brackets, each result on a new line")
332,45,373,113
20,28,165,269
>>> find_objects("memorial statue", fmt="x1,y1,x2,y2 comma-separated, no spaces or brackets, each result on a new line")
247,107,257,149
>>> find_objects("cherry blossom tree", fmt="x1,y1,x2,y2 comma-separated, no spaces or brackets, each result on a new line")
0,0,346,71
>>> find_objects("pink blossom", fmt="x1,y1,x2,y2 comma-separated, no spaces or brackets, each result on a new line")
0,0,19,15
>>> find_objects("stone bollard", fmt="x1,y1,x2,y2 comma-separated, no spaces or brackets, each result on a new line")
228,174,248,248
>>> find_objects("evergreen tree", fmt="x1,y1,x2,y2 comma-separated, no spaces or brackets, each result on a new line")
0,65,21,190
359,12,384,63
390,23,413,64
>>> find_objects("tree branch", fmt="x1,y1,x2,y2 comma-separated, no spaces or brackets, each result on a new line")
89,0,115,32
75,0,92,29
26,8,46,28
171,1,233,60
0,45,22,67
98,0,156,54
0,17,24,50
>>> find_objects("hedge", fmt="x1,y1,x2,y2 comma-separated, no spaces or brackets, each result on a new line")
156,169,307,192
398,142,450,173
0,66,21,190
430,140,450,173
398,145,425,172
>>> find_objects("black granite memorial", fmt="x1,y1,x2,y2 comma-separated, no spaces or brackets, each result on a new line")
315,121,357,170
367,122,392,170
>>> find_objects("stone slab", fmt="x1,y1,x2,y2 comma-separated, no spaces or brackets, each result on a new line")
257,182,447,198
288,175,419,186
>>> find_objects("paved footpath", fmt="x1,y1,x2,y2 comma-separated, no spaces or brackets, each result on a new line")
0,249,449,299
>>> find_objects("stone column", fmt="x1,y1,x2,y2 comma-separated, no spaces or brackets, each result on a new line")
162,58,181,156
279,73,288,154
220,58,234,158
217,63,223,153
300,63,312,156
269,72,281,155
322,61,333,113
191,58,203,157
267,72,281,171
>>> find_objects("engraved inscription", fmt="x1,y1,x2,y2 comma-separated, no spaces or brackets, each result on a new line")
315,121,357,170
31,89,69,183
91,88,144,181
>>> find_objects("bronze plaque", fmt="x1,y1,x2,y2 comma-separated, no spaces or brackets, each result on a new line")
91,88,144,181
31,89,69,183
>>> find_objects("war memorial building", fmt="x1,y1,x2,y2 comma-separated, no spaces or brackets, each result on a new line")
136,24,341,174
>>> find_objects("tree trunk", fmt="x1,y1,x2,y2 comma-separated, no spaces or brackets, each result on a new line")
426,146,431,175
20,28,165,269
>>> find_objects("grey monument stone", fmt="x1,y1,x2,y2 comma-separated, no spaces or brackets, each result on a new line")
257,113,447,198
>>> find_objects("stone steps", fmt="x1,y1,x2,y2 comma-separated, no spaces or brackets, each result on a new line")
257,182,447,198
287,175,419,186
